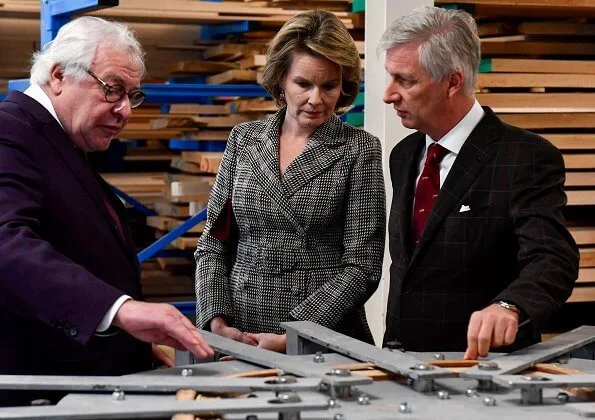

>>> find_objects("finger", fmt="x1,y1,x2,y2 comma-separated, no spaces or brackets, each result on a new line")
477,318,494,357
503,319,519,346
465,314,481,360
152,345,174,367
165,321,212,358
239,333,258,346
491,318,507,348
218,355,237,362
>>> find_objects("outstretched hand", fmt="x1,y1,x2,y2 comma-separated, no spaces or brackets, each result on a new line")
246,333,286,353
464,303,519,359
113,300,214,359
210,316,258,346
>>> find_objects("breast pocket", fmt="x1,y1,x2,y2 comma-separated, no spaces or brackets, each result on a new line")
443,195,495,246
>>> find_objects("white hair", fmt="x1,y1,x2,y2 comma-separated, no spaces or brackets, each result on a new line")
30,16,145,85
378,6,480,96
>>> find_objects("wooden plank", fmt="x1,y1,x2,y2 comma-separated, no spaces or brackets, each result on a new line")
435,0,595,8
154,202,190,217
478,22,516,37
518,21,595,36
167,60,238,75
477,93,595,109
481,41,595,56
168,104,230,115
566,190,595,206
498,113,595,129
179,152,223,173
203,44,266,61
239,54,267,69
477,73,595,89
171,237,201,250
229,98,278,113
545,134,595,150
156,257,194,271
576,268,595,284
570,227,595,246
150,117,203,130
580,248,595,268
565,172,595,187
178,130,230,141
123,154,173,162
147,216,205,233
567,286,595,303
564,155,595,170
206,69,257,84
170,179,215,196
481,58,595,74
193,114,251,128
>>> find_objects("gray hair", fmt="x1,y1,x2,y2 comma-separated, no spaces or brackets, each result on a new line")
30,16,145,85
378,6,480,96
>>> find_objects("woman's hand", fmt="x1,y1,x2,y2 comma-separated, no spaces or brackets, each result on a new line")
246,333,286,353
210,316,258,346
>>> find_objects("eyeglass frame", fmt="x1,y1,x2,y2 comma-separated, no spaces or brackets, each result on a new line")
86,70,146,109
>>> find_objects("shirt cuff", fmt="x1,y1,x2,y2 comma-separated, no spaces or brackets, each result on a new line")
96,295,132,332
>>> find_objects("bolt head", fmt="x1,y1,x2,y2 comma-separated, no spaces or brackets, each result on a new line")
112,390,125,401
437,390,450,400
328,398,339,409
327,368,351,377
433,353,445,360
557,392,570,403
465,388,478,398
356,393,370,405
181,368,193,377
483,396,496,406
333,414,345,420
478,361,500,371
398,402,411,413
410,363,433,371
314,351,326,363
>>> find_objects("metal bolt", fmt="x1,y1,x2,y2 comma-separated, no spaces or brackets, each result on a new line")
521,375,551,382
557,392,570,403
265,375,297,385
398,402,412,413
314,351,325,363
465,388,479,398
478,361,500,371
410,363,434,371
356,393,370,405
245,416,258,420
437,390,450,400
557,356,569,365
277,369,286,377
433,353,445,360
333,415,345,420
112,389,125,401
327,368,351,377
30,399,52,406
406,378,414,387
328,398,339,409
483,396,496,406
181,368,193,377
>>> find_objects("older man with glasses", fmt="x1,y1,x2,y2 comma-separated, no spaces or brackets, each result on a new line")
0,16,213,406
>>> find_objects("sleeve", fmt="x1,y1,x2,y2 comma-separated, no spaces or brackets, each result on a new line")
494,138,579,334
194,125,241,329
0,128,125,345
289,135,386,328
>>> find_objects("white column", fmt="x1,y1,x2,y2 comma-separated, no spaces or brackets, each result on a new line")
364,0,433,345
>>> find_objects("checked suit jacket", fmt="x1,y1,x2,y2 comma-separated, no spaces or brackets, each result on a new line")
195,108,386,343
384,106,579,352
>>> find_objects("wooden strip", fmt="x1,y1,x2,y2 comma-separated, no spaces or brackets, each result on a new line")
477,73,595,89
167,60,238,75
499,113,595,129
436,0,595,8
230,99,278,113
564,155,595,170
570,227,595,246
477,93,595,109
482,41,595,56
168,104,230,115
154,202,190,217
239,54,267,69
518,21,595,36
565,173,595,187
567,190,595,206
482,58,595,74
206,69,257,84
147,216,205,233
203,44,266,61
546,134,595,150
173,389,198,420
171,237,201,250
576,268,595,284
568,286,595,303
581,248,595,268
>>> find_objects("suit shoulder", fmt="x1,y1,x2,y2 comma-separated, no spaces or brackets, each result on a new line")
389,131,423,160
499,123,562,161
0,101,39,146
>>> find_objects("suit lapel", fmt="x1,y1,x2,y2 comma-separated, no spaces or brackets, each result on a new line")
245,109,305,234
282,114,346,198
410,108,503,267
390,133,425,263
15,92,134,255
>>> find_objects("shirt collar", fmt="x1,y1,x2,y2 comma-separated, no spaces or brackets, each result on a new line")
425,100,484,155
23,82,65,130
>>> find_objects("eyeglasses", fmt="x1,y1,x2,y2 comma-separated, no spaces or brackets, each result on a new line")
87,70,146,109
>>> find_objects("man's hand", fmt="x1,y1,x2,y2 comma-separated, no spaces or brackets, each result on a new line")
112,300,214,359
210,316,258,346
246,333,286,353
464,303,519,360
152,344,174,368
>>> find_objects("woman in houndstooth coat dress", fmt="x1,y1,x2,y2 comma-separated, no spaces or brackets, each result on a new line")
195,10,385,352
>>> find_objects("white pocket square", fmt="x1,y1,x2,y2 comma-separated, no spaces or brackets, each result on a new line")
459,205,471,213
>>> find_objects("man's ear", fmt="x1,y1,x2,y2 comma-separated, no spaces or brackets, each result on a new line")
48,63,65,95
446,70,465,99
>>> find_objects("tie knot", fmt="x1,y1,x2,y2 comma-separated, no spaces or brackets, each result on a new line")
426,143,449,165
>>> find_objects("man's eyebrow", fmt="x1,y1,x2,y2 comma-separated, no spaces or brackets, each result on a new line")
105,74,140,90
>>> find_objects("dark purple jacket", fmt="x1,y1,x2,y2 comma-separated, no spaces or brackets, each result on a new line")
0,92,151,384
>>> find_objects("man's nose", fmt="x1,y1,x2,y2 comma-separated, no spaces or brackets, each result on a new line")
113,95,132,121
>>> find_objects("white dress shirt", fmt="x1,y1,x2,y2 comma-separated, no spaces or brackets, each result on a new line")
414,100,485,190
23,83,130,333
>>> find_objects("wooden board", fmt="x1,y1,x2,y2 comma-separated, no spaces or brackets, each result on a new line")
567,286,595,303
154,202,190,217
570,227,595,246
576,268,595,284
180,151,223,173
518,21,595,36
477,93,595,109
170,178,215,196
498,113,595,129
178,130,230,141
435,0,595,8
239,54,267,69
171,237,201,250
477,73,595,89
147,216,205,233
167,60,238,75
563,155,595,170
566,190,595,206
203,43,266,61
193,114,251,128
206,69,257,84
545,134,595,150
580,248,595,268
168,104,230,115
481,41,595,56
229,98,278,113
481,58,595,74
565,172,595,187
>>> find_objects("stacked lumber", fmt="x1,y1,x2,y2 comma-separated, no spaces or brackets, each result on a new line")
441,0,595,306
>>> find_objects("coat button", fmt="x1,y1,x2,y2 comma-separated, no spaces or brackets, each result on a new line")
68,327,78,337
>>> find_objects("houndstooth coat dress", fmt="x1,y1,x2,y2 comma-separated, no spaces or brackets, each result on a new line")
195,108,385,343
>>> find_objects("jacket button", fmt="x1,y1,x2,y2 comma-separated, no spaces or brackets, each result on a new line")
68,327,78,337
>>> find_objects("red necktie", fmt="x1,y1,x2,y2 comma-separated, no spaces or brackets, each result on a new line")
412,142,449,246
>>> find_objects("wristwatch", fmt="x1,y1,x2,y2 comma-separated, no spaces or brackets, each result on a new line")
498,300,520,315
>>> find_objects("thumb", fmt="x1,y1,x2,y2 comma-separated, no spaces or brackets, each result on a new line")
464,347,476,360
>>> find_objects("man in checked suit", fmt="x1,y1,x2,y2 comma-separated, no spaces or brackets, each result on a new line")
381,6,579,358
